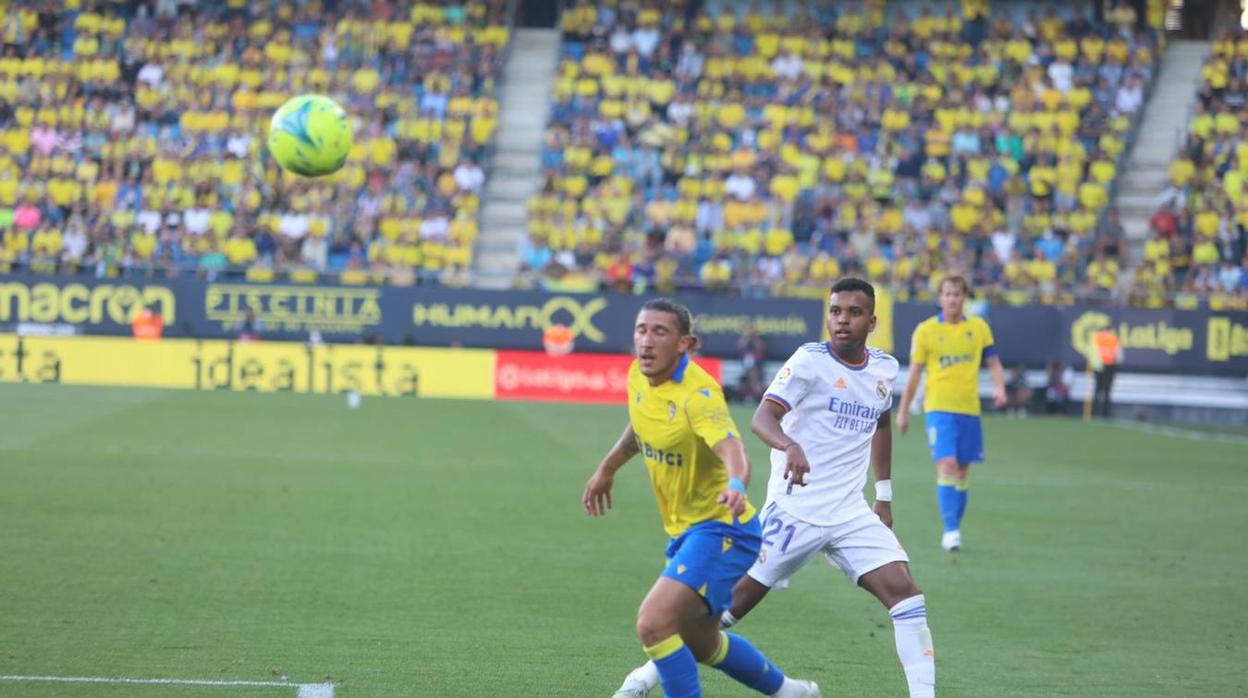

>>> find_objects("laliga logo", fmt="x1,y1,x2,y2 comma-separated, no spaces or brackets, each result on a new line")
1070,311,1111,356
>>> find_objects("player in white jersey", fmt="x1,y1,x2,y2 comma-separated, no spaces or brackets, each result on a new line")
614,278,935,698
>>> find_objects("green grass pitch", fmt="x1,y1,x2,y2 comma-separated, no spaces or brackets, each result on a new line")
0,384,1245,697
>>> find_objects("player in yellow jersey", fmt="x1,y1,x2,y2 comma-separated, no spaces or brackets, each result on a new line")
583,299,819,698
896,276,1006,552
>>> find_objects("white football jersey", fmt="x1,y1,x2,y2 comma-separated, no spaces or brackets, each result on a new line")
762,342,899,526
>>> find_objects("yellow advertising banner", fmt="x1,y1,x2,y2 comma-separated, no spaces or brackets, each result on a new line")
0,335,494,399
872,287,895,353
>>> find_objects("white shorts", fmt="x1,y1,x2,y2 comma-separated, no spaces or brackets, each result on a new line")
747,502,909,587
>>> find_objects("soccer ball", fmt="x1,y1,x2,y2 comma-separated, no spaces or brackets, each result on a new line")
267,95,352,177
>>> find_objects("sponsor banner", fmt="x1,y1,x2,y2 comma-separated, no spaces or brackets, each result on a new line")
204,283,385,336
0,276,183,331
892,303,1248,376
1061,307,1248,374
1,275,1242,374
0,275,822,361
0,333,744,405
494,351,723,404
1207,315,1248,364
0,334,495,399
0,275,397,340
409,289,819,361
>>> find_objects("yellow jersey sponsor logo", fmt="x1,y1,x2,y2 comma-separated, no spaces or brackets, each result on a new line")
640,440,685,467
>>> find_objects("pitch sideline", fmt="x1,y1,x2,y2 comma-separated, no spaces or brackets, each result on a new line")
0,674,334,697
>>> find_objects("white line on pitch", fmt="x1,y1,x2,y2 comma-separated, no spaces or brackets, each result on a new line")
297,684,335,698
0,675,334,696
1101,419,1248,445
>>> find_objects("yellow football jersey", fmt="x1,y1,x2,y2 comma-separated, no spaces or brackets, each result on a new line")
627,354,755,538
910,314,996,416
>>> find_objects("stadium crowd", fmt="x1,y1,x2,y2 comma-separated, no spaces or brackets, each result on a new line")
0,0,508,286
518,0,1183,305
4,0,1240,309
1143,27,1248,309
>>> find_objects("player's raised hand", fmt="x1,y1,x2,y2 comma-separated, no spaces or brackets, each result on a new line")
782,442,811,491
896,411,909,435
717,488,747,517
582,470,614,516
874,500,893,528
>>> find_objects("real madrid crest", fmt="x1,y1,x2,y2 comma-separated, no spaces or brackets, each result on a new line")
668,401,677,422
876,379,889,400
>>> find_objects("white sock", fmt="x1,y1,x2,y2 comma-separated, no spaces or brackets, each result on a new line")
622,660,659,691
889,594,935,698
720,609,739,628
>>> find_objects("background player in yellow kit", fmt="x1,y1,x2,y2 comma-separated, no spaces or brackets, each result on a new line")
582,299,819,698
897,276,1006,552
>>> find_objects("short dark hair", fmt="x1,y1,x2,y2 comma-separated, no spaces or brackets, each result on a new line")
940,275,970,294
640,298,700,350
829,277,875,309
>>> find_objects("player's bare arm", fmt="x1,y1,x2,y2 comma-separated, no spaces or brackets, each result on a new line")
986,354,1007,408
711,436,750,516
871,411,893,528
582,422,639,516
751,399,810,488
896,365,923,435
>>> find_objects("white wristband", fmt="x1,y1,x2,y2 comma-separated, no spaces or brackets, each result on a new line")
875,480,893,502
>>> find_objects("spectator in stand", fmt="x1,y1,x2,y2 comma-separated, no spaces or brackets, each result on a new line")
0,1,510,286
525,1,1160,304
1146,26,1248,309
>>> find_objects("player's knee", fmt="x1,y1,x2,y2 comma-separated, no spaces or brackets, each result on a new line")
865,562,922,607
886,574,922,606
635,611,678,647
936,458,960,478
896,579,922,600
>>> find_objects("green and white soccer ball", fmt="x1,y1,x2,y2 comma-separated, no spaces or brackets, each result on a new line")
267,94,353,177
